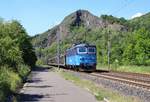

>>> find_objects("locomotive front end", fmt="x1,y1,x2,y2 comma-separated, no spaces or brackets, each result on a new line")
77,45,96,71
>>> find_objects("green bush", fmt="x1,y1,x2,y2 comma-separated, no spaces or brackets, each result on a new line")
36,59,45,65
17,64,30,80
0,66,21,101
0,19,37,102
0,82,10,102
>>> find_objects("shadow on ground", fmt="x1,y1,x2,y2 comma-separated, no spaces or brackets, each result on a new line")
26,78,42,83
25,85,53,88
16,92,68,102
32,66,53,72
16,66,54,102
16,93,45,101
26,66,53,84
16,93,57,102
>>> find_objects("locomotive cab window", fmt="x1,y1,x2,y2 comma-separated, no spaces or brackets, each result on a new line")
77,47,87,54
88,47,96,53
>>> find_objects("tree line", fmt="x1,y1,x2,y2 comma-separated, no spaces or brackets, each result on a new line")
32,14,150,67
36,25,150,66
0,19,37,101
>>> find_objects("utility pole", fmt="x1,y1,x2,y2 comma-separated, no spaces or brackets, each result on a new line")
39,35,42,59
57,26,61,69
107,29,111,70
85,20,89,43
84,30,86,43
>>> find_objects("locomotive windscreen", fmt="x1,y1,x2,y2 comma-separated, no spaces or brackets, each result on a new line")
78,47,86,52
77,46,96,54
88,47,96,53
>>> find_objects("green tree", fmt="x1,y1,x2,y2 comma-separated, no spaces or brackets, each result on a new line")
134,28,150,65
9,20,37,67
0,36,23,70
123,28,150,65
0,19,37,101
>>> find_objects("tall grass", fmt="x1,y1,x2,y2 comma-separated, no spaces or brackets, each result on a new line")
0,65,30,102
17,64,30,80
115,65,150,74
97,63,150,74
36,59,45,66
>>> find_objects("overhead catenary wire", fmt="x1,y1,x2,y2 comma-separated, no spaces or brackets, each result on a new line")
108,0,134,16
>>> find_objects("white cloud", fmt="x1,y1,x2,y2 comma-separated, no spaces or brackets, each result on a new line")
131,13,143,19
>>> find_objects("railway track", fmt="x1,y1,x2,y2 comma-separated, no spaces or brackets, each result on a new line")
48,64,150,90
90,72,150,90
95,70,150,84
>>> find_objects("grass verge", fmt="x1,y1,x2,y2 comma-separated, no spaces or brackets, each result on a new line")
57,69,142,102
97,64,150,74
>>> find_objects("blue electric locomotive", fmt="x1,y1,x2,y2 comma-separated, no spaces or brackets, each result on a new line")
65,43,96,72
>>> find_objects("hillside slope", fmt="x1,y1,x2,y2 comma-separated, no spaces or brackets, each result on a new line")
129,12,150,30
32,10,150,66
32,10,127,48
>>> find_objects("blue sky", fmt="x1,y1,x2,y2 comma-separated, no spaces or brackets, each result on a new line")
0,0,150,36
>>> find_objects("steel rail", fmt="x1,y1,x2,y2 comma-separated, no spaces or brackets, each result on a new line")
90,73,150,90
48,64,150,90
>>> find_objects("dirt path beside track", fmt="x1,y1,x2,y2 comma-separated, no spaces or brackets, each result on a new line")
17,67,98,102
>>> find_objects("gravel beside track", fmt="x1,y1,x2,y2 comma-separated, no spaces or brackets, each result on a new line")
66,70,150,102
91,73,150,89
98,71,150,83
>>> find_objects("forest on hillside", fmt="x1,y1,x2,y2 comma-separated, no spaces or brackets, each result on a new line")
32,11,150,66
0,19,37,101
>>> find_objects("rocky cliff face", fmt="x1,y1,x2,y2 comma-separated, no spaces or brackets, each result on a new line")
61,10,106,28
32,10,127,48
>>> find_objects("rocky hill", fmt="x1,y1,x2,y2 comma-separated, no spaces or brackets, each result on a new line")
32,10,127,48
32,10,150,66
